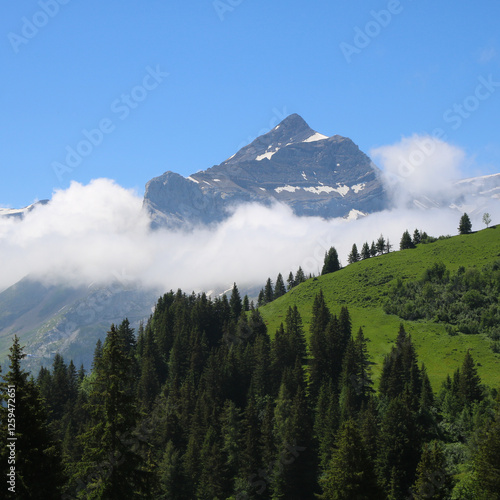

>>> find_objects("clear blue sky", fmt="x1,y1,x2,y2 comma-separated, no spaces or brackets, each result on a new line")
1,0,499,208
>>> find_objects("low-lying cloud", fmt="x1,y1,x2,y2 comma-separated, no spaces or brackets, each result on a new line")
0,136,498,295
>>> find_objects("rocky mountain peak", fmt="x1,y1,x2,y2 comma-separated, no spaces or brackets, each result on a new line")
143,115,388,228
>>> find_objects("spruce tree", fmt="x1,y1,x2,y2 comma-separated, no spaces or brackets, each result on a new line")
361,242,371,260
0,336,65,498
474,399,500,498
459,213,472,234
400,230,415,250
309,290,332,401
459,350,483,405
347,243,360,264
413,228,421,245
74,325,149,498
319,419,382,500
287,271,295,291
264,278,274,304
322,247,340,275
229,282,243,319
370,241,377,257
295,266,306,285
411,441,452,500
376,234,386,255
274,273,287,299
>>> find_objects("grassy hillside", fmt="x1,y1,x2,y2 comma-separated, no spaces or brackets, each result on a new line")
259,226,500,391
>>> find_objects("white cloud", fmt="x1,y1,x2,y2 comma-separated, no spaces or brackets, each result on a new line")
371,134,466,207
0,146,498,296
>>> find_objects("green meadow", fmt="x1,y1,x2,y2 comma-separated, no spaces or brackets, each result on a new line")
259,225,500,391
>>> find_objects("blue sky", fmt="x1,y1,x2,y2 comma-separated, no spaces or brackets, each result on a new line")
1,0,499,208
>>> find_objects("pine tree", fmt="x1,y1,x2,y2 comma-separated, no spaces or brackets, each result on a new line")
411,441,452,500
243,294,250,312
74,325,149,498
0,336,65,498
413,228,421,245
385,238,393,253
319,419,382,500
295,266,306,285
229,282,243,319
287,271,295,291
284,306,307,365
322,246,340,274
264,278,274,304
370,241,377,257
459,213,472,234
309,290,332,401
376,234,386,255
158,441,187,500
400,230,415,250
348,243,360,264
474,399,500,499
361,242,371,260
376,395,421,497
274,273,287,299
459,349,483,405
271,385,316,499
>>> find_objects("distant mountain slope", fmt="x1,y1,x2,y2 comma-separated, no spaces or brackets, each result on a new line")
143,114,388,227
0,278,159,373
0,200,49,219
258,226,500,390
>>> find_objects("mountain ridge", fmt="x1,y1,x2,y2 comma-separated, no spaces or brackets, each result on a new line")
143,114,388,228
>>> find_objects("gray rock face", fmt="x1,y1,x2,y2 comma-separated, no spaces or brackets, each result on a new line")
144,114,388,228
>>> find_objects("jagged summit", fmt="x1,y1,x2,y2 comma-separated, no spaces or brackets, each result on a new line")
143,115,388,228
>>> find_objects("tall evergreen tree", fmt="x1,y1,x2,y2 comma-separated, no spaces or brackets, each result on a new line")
376,234,386,255
319,419,383,500
459,212,472,234
309,290,332,401
361,242,371,260
229,282,243,319
474,398,500,499
376,394,421,498
274,273,287,299
322,247,340,275
347,243,361,264
370,241,377,257
264,278,274,304
400,230,415,250
413,228,421,245
459,349,483,405
74,325,149,499
295,266,306,285
287,271,295,291
0,336,65,499
411,441,453,500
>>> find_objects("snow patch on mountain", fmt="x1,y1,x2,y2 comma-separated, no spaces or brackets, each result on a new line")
274,185,301,193
351,183,366,193
304,132,329,143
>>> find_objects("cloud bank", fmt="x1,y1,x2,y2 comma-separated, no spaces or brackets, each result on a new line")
0,136,498,295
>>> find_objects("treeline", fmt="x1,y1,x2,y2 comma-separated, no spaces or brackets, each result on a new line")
385,261,500,350
1,289,500,499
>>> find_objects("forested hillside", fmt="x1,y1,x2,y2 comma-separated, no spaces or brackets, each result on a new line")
1,226,500,498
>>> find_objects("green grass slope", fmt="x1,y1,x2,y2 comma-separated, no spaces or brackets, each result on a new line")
259,226,500,391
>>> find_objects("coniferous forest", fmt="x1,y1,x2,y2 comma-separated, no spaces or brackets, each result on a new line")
1,281,500,499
